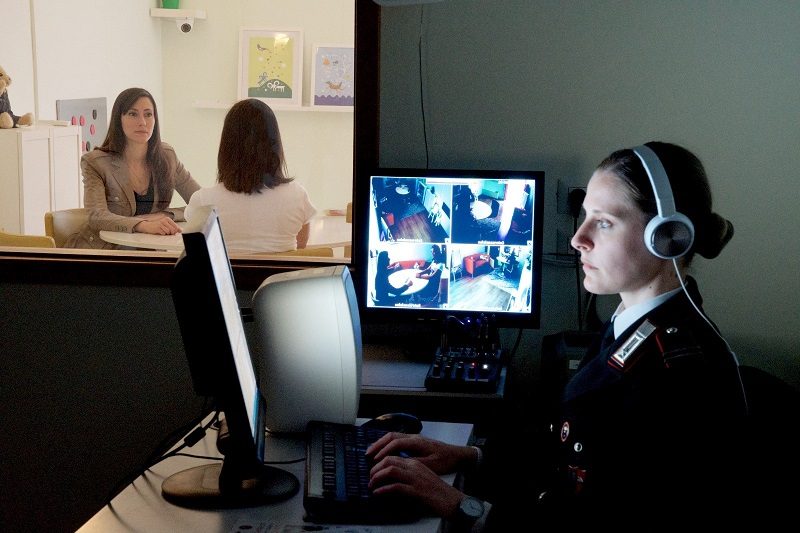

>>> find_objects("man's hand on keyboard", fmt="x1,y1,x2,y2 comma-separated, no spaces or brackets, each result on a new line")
367,451,464,518
366,432,479,475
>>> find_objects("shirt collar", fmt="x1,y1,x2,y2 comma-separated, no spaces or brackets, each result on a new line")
612,286,683,339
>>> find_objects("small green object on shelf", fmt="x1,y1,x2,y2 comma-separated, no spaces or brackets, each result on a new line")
161,0,180,8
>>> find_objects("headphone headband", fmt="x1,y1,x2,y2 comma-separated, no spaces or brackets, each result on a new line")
632,145,695,259
633,145,676,218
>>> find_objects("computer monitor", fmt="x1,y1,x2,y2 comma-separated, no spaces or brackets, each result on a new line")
355,168,544,336
164,205,299,508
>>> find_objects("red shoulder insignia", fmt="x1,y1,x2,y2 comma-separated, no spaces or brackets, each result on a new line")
654,326,703,368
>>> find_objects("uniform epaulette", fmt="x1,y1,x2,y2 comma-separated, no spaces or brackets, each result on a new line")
607,319,656,372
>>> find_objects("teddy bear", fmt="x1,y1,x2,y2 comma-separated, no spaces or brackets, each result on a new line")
0,65,34,129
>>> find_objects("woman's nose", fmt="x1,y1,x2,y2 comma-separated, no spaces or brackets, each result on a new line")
571,223,590,251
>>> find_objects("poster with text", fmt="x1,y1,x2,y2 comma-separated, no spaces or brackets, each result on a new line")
238,28,303,107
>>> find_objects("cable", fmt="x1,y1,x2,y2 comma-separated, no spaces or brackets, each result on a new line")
417,6,429,168
568,188,586,331
148,411,221,468
104,405,218,507
671,259,749,414
509,327,523,360
573,218,583,331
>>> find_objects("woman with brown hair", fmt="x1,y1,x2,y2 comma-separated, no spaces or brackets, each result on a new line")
69,87,199,249
186,98,316,253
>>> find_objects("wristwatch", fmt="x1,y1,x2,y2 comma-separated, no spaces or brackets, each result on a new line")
454,496,485,527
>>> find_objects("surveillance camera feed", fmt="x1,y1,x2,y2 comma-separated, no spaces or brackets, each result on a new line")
364,169,544,327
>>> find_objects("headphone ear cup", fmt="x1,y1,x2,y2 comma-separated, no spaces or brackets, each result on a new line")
645,212,695,259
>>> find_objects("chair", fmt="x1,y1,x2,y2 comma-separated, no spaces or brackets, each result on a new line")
344,202,352,258
737,365,800,513
489,198,500,218
44,208,89,247
0,230,56,248
463,253,491,277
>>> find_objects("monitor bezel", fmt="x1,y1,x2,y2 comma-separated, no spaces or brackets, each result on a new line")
166,206,299,507
353,167,545,331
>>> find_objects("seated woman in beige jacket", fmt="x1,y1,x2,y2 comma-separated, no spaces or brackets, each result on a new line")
67,87,200,249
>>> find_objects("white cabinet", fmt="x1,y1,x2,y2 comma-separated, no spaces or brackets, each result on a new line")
0,122,82,234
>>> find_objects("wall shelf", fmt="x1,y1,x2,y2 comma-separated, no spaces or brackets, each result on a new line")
192,99,353,113
149,8,207,19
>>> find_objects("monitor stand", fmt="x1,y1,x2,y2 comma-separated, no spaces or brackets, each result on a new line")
161,456,299,509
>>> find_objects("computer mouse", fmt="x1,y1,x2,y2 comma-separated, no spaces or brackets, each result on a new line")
361,412,423,434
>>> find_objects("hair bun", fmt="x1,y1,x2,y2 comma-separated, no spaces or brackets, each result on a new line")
695,213,734,259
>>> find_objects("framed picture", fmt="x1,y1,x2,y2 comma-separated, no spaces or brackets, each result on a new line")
238,28,303,107
310,44,355,108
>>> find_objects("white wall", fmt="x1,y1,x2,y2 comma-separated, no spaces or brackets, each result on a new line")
0,0,161,123
379,1,800,384
30,0,162,120
7,0,354,214
0,0,35,118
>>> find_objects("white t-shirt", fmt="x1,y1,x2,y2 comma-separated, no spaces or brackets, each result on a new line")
185,181,317,253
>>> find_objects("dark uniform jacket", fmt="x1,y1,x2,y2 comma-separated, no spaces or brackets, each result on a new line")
483,278,751,529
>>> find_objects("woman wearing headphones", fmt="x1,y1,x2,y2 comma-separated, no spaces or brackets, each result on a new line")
366,142,751,529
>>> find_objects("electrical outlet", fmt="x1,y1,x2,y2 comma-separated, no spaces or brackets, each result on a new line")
556,179,587,216
556,228,574,255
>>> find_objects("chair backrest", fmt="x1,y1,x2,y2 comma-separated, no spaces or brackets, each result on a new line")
44,208,89,247
344,202,353,257
736,365,800,510
0,230,56,248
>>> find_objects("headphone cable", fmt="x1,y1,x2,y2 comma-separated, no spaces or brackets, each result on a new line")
672,259,748,414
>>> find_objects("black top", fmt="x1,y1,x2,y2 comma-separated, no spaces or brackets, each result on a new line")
481,277,755,528
134,182,155,216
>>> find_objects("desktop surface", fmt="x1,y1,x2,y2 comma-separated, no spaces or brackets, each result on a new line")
78,416,473,533
359,343,506,429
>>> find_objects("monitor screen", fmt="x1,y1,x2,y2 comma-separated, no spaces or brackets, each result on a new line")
166,205,298,507
356,168,544,330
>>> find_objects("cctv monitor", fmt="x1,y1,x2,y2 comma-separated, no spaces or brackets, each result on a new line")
355,168,544,335
164,205,299,508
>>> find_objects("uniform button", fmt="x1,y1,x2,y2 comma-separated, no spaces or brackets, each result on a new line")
573,442,583,452
666,327,678,334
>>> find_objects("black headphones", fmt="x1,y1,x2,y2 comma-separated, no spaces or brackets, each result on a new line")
632,145,695,259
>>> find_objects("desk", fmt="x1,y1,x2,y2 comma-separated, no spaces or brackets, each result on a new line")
99,215,352,254
78,417,473,533
388,268,429,295
471,201,492,220
99,229,185,251
360,344,507,428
